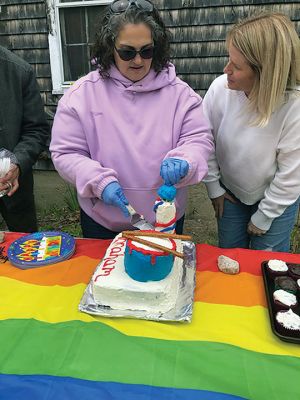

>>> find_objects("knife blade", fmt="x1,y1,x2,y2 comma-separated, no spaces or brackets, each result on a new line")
126,205,154,231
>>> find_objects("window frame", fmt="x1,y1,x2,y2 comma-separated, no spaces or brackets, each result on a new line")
47,0,111,94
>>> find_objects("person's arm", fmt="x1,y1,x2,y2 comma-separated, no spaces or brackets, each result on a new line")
202,80,226,199
251,101,300,231
162,87,214,187
50,101,119,200
13,66,49,175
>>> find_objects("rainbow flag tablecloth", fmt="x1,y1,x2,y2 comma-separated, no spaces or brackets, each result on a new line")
0,233,300,400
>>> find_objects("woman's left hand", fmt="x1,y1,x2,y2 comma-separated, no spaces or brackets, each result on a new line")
247,221,267,236
160,158,189,186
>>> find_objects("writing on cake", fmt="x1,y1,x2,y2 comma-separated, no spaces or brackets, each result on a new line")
94,237,126,278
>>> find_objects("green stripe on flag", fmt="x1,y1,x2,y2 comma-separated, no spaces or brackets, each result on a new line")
1,319,300,400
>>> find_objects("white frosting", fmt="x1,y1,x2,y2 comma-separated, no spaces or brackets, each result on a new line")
155,201,176,234
131,236,174,251
273,290,297,307
92,234,183,312
297,279,300,288
267,259,288,272
276,309,300,330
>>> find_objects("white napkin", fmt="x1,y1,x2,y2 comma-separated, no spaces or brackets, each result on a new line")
0,157,11,178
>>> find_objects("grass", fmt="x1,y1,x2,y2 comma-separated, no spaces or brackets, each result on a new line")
291,210,300,254
37,204,82,237
37,183,82,237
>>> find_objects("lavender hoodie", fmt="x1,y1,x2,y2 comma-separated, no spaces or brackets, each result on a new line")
50,63,213,231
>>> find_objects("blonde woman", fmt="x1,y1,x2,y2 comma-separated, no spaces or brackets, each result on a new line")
203,12,300,252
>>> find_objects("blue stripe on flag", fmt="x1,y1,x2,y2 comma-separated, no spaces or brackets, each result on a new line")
0,374,247,400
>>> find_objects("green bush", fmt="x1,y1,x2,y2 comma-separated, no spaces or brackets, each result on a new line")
37,184,81,237
291,209,300,253
64,183,79,212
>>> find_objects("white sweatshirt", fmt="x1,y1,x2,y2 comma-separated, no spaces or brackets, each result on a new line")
203,74,300,231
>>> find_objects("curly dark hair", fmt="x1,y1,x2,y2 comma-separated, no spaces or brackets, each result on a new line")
91,1,171,77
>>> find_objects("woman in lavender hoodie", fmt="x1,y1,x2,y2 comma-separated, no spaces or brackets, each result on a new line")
50,0,213,239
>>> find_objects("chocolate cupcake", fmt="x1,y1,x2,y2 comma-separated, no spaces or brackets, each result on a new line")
266,259,288,277
275,309,300,336
274,276,297,294
288,264,300,280
273,289,298,310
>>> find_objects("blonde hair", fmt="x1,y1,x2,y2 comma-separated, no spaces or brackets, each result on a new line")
227,12,300,126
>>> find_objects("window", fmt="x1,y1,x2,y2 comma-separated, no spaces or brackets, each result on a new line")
47,0,111,94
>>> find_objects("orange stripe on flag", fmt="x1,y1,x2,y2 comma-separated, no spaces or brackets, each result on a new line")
0,256,98,286
194,271,267,307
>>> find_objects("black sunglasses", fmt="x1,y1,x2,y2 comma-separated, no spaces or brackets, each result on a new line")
114,45,154,61
110,0,153,14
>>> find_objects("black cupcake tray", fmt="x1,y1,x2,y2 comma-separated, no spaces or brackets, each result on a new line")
261,261,300,344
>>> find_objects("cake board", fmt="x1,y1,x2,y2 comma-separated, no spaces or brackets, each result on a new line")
79,240,196,323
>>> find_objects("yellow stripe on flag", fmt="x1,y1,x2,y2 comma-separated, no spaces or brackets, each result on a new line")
1,276,299,357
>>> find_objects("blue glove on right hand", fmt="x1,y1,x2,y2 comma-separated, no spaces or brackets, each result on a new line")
160,158,189,186
102,181,129,217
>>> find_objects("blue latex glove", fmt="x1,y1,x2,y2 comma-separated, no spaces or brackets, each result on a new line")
160,158,189,186
102,181,129,217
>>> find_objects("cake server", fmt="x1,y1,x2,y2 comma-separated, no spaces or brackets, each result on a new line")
126,205,154,230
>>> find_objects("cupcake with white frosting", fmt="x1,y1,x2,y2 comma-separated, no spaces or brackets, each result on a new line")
275,309,300,336
273,289,298,310
266,259,288,277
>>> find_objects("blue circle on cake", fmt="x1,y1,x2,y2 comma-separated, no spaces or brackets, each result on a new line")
8,231,76,269
124,237,175,282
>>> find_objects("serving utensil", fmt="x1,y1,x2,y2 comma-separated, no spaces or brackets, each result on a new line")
126,205,154,230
